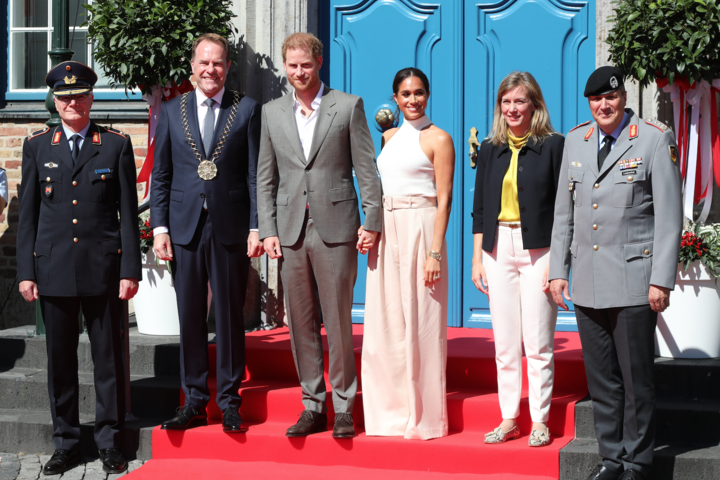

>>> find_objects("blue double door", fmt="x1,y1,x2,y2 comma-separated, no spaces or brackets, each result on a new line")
320,0,595,329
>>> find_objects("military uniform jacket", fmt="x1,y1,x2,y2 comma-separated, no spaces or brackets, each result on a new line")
17,123,141,297
548,109,683,309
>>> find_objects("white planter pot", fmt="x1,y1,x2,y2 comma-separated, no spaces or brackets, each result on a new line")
133,251,180,336
655,262,720,359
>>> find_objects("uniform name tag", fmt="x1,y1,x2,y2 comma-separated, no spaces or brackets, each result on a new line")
618,158,642,170
94,168,112,174
622,170,637,176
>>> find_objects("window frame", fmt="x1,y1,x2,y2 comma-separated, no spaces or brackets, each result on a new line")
6,0,141,101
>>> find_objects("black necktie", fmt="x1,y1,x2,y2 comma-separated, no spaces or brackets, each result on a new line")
70,134,81,165
203,98,215,158
598,135,613,170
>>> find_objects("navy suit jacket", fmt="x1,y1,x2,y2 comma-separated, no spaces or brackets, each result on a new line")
150,89,261,246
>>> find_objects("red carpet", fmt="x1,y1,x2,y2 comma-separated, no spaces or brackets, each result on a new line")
127,326,587,479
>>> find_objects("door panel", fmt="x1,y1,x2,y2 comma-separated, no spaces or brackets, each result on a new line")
324,0,464,326
462,0,595,328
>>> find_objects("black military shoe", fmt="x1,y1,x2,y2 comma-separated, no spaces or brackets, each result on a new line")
586,464,622,480
98,448,127,474
618,470,645,480
222,406,248,433
43,449,81,476
286,410,327,437
332,412,356,439
161,406,208,430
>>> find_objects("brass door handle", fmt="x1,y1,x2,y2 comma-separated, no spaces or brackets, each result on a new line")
468,127,480,168
375,108,395,131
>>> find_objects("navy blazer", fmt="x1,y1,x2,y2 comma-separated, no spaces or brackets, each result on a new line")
472,134,565,252
150,89,261,246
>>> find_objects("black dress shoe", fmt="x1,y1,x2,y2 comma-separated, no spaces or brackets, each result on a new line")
161,405,208,430
98,448,128,474
586,464,622,480
222,406,248,433
286,410,327,437
619,470,645,480
332,413,356,439
43,449,81,476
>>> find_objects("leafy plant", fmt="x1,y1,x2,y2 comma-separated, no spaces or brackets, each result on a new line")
607,0,720,88
85,0,238,96
680,222,720,278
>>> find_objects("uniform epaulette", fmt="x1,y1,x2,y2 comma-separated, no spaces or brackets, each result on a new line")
103,126,128,138
645,118,669,132
569,121,591,133
27,128,50,141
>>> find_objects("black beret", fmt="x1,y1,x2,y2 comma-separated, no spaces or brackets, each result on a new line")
45,61,97,96
584,66,624,97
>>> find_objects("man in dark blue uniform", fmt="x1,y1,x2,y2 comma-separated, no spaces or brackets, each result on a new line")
17,61,141,476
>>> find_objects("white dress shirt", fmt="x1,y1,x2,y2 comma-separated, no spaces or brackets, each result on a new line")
293,82,324,160
598,112,629,152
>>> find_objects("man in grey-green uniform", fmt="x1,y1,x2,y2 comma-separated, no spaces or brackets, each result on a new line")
549,66,683,480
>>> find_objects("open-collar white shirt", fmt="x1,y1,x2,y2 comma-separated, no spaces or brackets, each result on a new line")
293,82,324,161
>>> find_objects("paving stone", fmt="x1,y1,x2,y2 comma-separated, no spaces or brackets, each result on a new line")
37,455,49,468
84,459,107,480
58,463,86,480
126,460,143,473
0,453,21,480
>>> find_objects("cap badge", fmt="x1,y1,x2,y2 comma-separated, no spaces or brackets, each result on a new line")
610,76,619,89
64,75,77,85
65,65,71,71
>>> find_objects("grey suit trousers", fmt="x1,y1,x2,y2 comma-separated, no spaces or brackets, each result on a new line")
280,212,358,414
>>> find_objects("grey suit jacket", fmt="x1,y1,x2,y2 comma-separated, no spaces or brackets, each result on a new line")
549,109,683,309
257,84,383,246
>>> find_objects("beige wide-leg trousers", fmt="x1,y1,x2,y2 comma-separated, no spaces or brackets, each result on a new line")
483,224,557,423
362,196,448,440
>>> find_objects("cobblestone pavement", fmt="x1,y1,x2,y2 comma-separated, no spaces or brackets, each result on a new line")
0,453,144,479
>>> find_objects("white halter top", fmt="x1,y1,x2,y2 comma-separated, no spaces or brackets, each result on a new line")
377,115,436,197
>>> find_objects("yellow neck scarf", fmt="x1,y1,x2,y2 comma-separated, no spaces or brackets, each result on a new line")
497,131,531,222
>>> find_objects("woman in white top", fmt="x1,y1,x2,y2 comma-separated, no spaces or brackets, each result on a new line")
361,67,455,440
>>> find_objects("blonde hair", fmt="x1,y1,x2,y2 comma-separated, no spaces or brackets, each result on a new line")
192,33,231,63
487,71,556,146
282,33,323,61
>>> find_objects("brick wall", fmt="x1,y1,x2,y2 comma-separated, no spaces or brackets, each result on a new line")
0,119,148,330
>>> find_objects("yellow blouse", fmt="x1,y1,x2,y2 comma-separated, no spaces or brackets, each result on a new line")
497,131,531,222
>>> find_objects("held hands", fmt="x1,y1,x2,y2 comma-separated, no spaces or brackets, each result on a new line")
356,227,378,255
263,236,283,259
153,233,174,261
19,280,39,303
649,285,671,313
119,278,139,300
471,259,488,294
424,256,442,286
550,279,571,311
247,232,264,258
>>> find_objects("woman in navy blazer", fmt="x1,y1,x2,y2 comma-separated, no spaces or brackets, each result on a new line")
471,72,564,447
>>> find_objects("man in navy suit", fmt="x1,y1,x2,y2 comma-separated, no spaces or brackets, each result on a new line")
151,33,263,433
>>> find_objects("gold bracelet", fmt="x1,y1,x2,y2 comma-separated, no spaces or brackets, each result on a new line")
428,250,442,261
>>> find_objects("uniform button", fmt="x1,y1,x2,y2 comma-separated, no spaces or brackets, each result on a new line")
593,224,598,230
200,193,205,198
571,175,574,180
118,249,122,254
628,176,633,182
594,183,599,189
521,207,526,212
303,191,306,195
101,174,106,180
73,200,78,205
46,177,51,182
593,245,598,251
72,219,77,224
593,203,598,209
644,249,650,255
72,181,78,186
518,167,523,172
73,238,78,243
33,252,36,257
518,187,524,192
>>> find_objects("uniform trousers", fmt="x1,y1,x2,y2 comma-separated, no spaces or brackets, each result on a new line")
172,210,249,411
362,196,448,440
279,212,358,414
482,224,557,422
41,294,125,451
575,304,657,477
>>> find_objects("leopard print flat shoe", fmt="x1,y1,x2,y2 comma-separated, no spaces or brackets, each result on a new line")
484,425,520,444
528,429,551,447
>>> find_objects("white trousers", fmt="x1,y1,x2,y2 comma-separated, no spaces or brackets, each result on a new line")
483,225,557,422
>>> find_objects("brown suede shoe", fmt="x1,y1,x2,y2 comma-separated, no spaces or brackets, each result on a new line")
332,413,356,439
286,410,327,437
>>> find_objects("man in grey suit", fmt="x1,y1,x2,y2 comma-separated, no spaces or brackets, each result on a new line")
257,33,382,439
549,66,683,480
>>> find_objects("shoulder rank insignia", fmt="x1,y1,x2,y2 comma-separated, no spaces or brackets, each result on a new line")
26,128,50,141
583,127,595,141
52,129,62,145
569,120,591,133
629,125,638,138
92,130,101,145
103,126,128,139
669,145,678,163
645,118,669,132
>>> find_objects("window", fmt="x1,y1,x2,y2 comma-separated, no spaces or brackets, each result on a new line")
7,0,139,100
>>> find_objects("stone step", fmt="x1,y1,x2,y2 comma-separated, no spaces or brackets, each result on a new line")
560,438,720,480
0,408,158,461
0,368,180,419
654,357,720,401
574,396,720,445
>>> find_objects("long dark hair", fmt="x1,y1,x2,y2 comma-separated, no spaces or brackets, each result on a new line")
391,67,430,123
